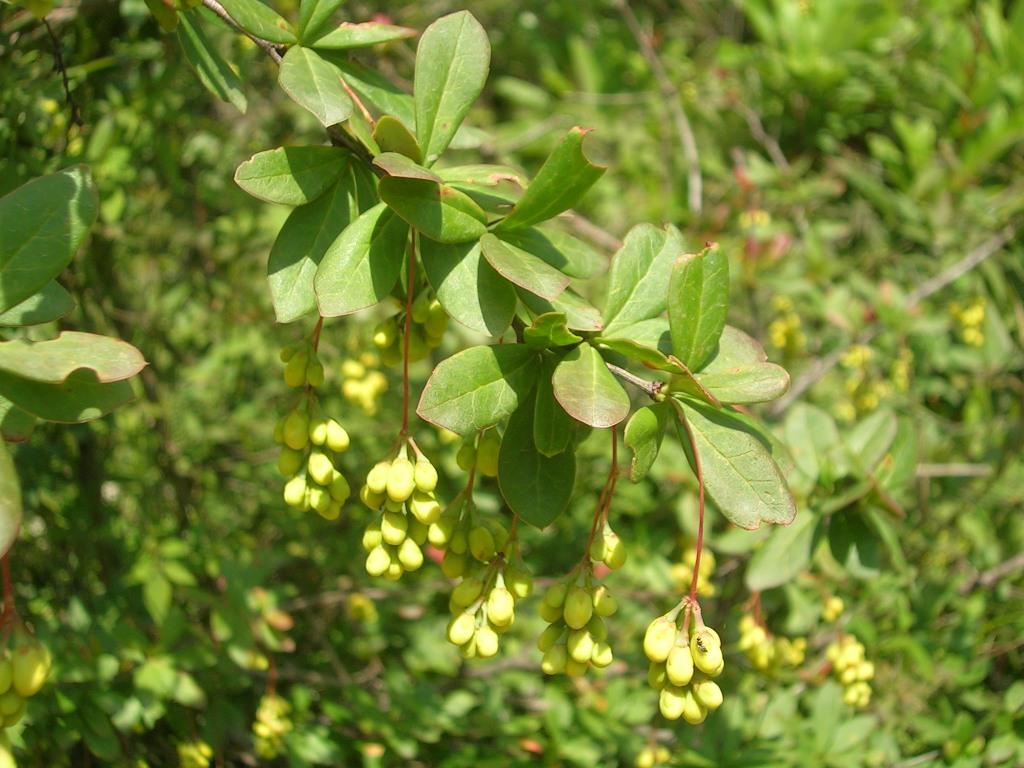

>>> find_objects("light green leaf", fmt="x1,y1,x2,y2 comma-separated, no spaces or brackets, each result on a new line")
0,166,97,314
0,440,23,559
297,0,344,43
693,326,790,404
480,234,569,301
668,245,729,371
269,167,376,322
314,203,409,316
279,46,353,127
0,368,136,423
624,402,670,482
310,21,417,49
496,127,606,232
499,226,605,279
215,0,295,43
330,58,415,126
603,223,685,334
372,119,424,164
518,287,604,332
378,176,487,244
745,511,817,591
373,152,440,181
551,343,630,428
143,574,173,626
675,398,797,530
420,238,516,336
593,337,683,374
177,12,247,112
417,344,539,435
0,332,145,384
498,391,576,528
0,282,74,327
844,408,898,474
784,403,841,486
534,356,575,456
523,313,583,350
414,11,490,164
235,146,350,205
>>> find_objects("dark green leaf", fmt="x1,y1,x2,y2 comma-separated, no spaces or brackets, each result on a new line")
417,344,539,435
372,152,439,181
373,119,424,164
0,166,97,314
745,510,817,591
414,11,490,164
518,287,604,332
499,226,605,279
268,166,376,322
297,0,343,43
0,368,136,423
534,357,575,456
828,511,881,578
675,398,797,530
624,402,670,482
215,0,295,43
523,313,583,350
278,46,353,127
0,396,35,443
314,203,409,316
311,21,417,49
0,282,74,327
0,332,146,384
668,245,729,371
497,128,606,231
420,238,516,335
177,12,247,112
551,343,630,428
331,58,415,126
378,177,487,244
235,146,350,205
144,0,178,31
480,234,569,301
603,223,685,334
0,440,23,559
498,392,575,528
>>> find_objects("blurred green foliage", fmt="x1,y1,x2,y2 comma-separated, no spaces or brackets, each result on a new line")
0,0,1022,765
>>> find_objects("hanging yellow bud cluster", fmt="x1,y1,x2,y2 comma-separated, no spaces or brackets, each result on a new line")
177,741,214,768
0,633,52,729
340,355,388,416
644,604,724,724
949,297,986,347
826,634,874,708
273,400,351,521
374,290,449,367
252,694,293,759
634,745,671,768
360,449,441,580
538,576,617,677
838,344,888,419
767,295,806,355
737,614,806,672
588,522,628,571
670,543,715,596
280,339,325,389
822,595,845,623
455,428,501,477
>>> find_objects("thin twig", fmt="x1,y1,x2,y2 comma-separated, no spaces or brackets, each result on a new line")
43,18,82,127
614,0,703,216
607,363,664,399
914,463,992,478
201,0,283,64
958,551,1024,595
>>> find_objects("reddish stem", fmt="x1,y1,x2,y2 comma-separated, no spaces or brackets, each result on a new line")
583,428,620,562
401,235,417,436
677,411,706,607
0,552,18,633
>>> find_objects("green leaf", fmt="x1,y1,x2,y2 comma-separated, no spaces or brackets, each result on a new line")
0,440,23,559
420,238,516,336
268,166,376,322
593,337,683,374
533,357,575,456
496,128,606,231
438,165,525,214
373,119,424,164
498,391,576,528
310,21,417,49
143,575,173,626
844,408,898,474
278,46,353,127
235,146,350,205
378,176,487,244
144,0,179,31
314,203,409,316
828,510,881,579
0,368,136,423
330,58,415,126
480,234,569,301
689,327,790,406
603,223,685,334
372,152,440,181
297,0,343,43
414,11,490,164
624,402,670,482
745,510,817,592
499,226,605,279
177,12,247,113
675,398,797,530
518,287,604,332
0,396,35,443
0,166,98,314
784,403,841,486
215,0,295,43
874,418,917,492
0,332,146,384
523,313,583,350
551,343,630,428
417,344,539,435
0,282,74,327
668,245,729,371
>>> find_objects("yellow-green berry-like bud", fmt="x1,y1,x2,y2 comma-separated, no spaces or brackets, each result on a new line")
566,628,595,664
283,411,310,451
539,600,563,623
386,457,416,503
590,640,614,669
366,462,390,495
592,585,617,617
681,689,708,724
325,420,350,452
563,586,594,630
428,516,457,548
456,442,476,471
441,550,468,579
306,358,325,388
538,623,565,652
283,348,309,388
373,318,398,349
504,566,533,599
474,626,500,658
365,545,391,577
362,522,383,552
564,658,589,677
543,582,568,608
603,532,628,569
644,617,678,663
397,538,423,571
452,577,484,609
648,661,667,689
659,684,686,720
277,447,304,476
408,490,441,525
328,473,351,502
308,417,329,445
414,459,438,492
380,511,408,546
690,628,724,676
468,526,496,563
11,642,50,698
692,678,723,711
541,644,568,675
407,518,429,546
360,484,386,510
487,588,515,627
307,451,335,487
665,644,695,687
476,430,500,477
283,475,308,509
447,613,476,647
308,486,331,514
